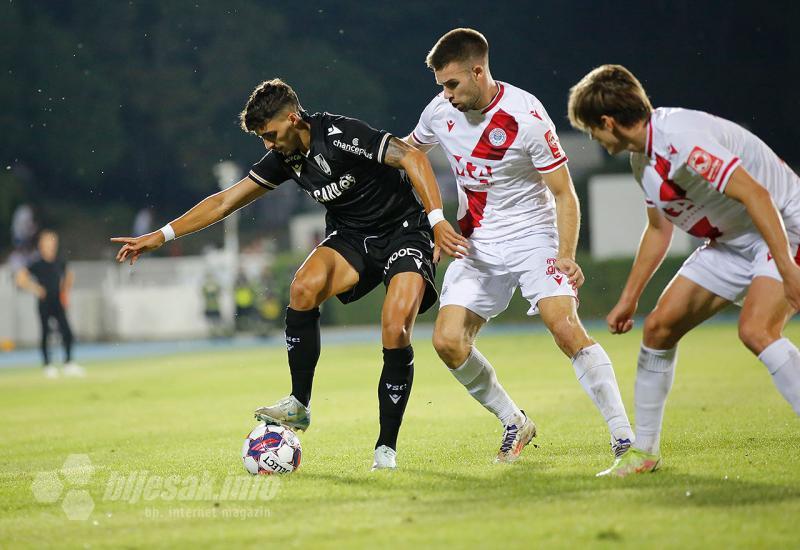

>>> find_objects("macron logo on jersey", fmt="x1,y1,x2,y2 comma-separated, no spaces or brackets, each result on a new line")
327,125,342,136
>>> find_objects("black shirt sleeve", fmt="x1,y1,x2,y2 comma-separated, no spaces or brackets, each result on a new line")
248,151,289,190
326,115,393,164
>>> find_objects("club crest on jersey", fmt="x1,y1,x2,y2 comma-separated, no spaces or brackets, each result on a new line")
314,154,332,175
545,130,562,159
687,146,723,182
488,128,507,147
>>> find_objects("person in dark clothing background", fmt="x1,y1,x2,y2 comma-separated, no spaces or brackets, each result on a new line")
15,230,85,378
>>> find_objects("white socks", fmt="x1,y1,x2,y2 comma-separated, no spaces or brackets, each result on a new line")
758,338,800,415
572,343,634,443
633,345,677,455
450,347,522,426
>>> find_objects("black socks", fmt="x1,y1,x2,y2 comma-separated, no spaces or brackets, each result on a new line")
285,307,321,407
376,345,415,451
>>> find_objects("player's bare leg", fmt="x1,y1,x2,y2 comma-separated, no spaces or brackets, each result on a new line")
538,295,633,456
433,305,535,463
740,276,800,414
254,246,359,431
600,275,730,477
371,272,426,471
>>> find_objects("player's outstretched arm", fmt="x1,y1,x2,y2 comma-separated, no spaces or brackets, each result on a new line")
724,166,800,309
541,165,585,288
111,177,268,265
607,207,674,334
383,136,468,260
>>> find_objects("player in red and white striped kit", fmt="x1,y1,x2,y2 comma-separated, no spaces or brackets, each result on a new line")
407,29,634,468
568,64,800,477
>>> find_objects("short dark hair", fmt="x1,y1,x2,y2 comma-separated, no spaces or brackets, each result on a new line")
239,78,301,133
568,64,653,131
426,28,489,70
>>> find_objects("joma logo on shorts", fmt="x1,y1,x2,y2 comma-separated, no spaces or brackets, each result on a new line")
384,247,424,274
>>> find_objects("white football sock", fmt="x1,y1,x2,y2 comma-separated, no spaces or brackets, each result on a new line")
450,347,522,426
758,338,800,415
572,343,634,443
634,344,677,455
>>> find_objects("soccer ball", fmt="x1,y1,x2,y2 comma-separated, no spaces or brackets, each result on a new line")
242,423,302,475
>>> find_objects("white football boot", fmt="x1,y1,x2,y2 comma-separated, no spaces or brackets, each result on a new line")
63,362,86,377
43,365,59,379
495,411,537,463
254,395,311,431
371,445,397,471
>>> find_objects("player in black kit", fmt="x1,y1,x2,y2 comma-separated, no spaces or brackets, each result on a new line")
112,79,468,470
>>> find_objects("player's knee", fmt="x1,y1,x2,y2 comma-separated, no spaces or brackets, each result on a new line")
738,320,778,355
289,273,325,309
432,328,469,368
383,320,412,347
643,310,680,348
547,316,590,357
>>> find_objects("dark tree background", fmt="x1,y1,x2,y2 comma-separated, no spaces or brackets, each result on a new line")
2,0,798,257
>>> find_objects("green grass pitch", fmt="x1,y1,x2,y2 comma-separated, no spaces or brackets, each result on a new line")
1,322,798,548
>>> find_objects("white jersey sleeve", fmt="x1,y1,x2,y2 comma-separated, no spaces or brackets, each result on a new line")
521,108,568,174
411,95,440,145
671,130,742,194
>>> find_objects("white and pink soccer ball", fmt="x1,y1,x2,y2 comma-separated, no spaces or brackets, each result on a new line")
242,423,302,475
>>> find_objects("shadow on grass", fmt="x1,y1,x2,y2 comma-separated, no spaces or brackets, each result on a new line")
296,463,800,508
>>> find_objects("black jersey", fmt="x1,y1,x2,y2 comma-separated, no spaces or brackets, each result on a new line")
27,257,66,303
248,112,424,234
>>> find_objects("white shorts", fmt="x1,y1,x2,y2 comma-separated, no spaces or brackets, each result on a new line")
678,234,800,306
439,232,578,320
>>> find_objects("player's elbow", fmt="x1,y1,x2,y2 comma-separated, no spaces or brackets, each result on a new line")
742,182,772,210
401,146,427,172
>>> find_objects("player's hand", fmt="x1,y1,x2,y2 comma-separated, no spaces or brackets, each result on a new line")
432,221,469,261
781,263,800,310
555,258,585,288
35,286,46,300
607,298,637,334
110,231,165,266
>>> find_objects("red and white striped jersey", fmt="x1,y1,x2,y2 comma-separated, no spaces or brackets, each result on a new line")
412,81,568,242
631,107,800,244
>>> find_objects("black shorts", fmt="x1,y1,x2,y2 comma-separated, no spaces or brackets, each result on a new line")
320,211,438,314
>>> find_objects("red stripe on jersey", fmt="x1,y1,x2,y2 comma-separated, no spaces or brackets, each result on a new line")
480,83,505,114
687,217,722,239
646,119,653,158
411,131,433,145
536,156,568,172
716,157,740,191
457,189,488,238
655,154,670,180
471,109,519,161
